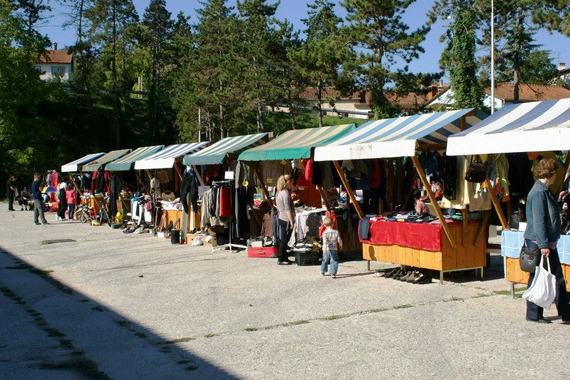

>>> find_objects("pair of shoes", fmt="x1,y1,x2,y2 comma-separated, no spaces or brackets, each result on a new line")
331,274,337,279
414,274,432,284
34,222,41,225
321,272,326,276
41,221,49,225
383,267,399,278
386,268,403,279
526,318,552,324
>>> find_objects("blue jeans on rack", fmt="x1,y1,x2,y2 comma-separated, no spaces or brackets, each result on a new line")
321,250,339,276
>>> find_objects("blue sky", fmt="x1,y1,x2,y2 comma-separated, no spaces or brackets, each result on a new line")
41,0,570,76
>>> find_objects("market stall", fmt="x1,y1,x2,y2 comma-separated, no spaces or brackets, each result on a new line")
61,152,105,173
183,133,269,247
314,109,488,283
134,142,209,236
447,98,570,290
238,124,358,262
106,146,164,215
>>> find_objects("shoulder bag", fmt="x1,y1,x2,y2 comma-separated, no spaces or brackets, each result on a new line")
519,243,541,273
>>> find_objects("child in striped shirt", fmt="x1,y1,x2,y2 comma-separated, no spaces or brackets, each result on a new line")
321,217,343,278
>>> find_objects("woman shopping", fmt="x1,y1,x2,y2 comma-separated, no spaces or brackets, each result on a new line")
524,158,570,324
276,175,295,265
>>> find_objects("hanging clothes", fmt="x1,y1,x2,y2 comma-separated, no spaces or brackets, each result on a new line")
234,186,250,238
180,170,199,214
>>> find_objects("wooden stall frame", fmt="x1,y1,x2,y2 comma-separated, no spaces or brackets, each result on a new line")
332,161,365,219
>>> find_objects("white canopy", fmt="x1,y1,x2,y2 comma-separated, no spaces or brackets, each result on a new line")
447,99,570,156
61,153,105,173
314,109,479,161
134,142,208,170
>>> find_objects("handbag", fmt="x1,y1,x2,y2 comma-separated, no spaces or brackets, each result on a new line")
522,255,557,309
519,243,541,273
464,156,487,183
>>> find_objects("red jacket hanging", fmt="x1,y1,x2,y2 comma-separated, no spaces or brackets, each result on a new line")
219,186,232,218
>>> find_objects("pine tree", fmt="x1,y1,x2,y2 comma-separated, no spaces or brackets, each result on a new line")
237,0,279,132
431,0,483,109
86,0,139,147
341,0,432,118
142,0,173,139
289,0,347,127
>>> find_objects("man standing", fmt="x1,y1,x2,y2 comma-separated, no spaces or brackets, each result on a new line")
6,175,16,211
31,173,48,225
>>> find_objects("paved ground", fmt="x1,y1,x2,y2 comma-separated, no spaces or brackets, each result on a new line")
0,204,568,379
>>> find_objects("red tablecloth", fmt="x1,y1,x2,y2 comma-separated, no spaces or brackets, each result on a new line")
363,220,443,252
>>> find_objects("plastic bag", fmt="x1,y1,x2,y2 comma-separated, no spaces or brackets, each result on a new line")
522,255,557,309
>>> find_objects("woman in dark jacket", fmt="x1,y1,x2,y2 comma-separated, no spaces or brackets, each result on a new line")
524,158,570,324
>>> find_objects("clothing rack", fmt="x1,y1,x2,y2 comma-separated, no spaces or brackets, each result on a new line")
210,179,247,252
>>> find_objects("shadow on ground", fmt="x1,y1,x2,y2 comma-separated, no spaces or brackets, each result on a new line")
0,245,238,379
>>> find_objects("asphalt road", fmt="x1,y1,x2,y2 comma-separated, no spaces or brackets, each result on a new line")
0,205,568,379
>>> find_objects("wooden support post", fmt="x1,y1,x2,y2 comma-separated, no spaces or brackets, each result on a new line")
474,210,491,247
317,185,330,209
253,165,272,207
461,208,468,247
484,176,508,229
191,165,206,186
332,160,365,220
554,151,570,193
173,164,183,181
411,156,456,249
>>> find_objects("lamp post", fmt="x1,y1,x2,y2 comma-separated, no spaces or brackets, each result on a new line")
490,0,495,114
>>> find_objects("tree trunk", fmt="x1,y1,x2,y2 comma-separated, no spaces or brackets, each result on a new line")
512,7,525,103
317,80,324,128
256,102,264,132
111,0,120,148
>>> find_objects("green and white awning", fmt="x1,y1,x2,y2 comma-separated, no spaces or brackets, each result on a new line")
184,133,268,166
61,152,105,173
106,146,164,171
238,125,356,161
82,149,132,172
134,142,209,170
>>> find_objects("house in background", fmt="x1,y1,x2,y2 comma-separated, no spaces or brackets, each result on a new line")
276,82,448,119
35,47,73,81
428,82,570,110
558,63,570,86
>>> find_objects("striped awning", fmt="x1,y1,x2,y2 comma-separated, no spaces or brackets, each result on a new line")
106,145,164,171
134,142,209,170
184,133,268,166
239,125,356,161
314,109,479,161
61,152,105,173
82,149,132,172
447,99,570,155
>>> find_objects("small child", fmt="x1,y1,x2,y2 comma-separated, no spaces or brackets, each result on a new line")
321,216,343,278
66,186,77,220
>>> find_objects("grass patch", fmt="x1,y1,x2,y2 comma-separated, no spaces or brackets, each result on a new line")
393,304,414,309
44,328,65,338
321,314,345,321
59,339,73,349
288,320,310,326
29,268,54,276
244,327,258,332
164,337,195,344
40,358,111,380
204,333,217,338
6,264,32,270
0,286,25,304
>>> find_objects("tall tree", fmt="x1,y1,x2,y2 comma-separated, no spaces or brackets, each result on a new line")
341,0,433,117
142,0,173,139
431,0,483,109
289,0,347,127
237,0,279,132
86,0,139,147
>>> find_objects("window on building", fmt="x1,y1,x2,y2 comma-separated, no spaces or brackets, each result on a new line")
51,66,65,77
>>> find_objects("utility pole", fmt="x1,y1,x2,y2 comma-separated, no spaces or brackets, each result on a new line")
490,0,495,114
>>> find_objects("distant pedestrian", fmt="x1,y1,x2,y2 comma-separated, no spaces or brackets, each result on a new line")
320,216,342,278
66,185,77,220
56,179,67,221
6,175,16,211
32,173,48,225
19,187,31,211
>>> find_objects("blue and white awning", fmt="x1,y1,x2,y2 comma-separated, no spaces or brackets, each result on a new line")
61,152,105,173
314,109,479,161
134,142,209,170
447,99,570,155
184,133,268,166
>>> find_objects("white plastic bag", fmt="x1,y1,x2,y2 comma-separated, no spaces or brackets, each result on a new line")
522,255,557,309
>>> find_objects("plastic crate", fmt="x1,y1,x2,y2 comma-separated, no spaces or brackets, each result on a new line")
247,246,278,258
